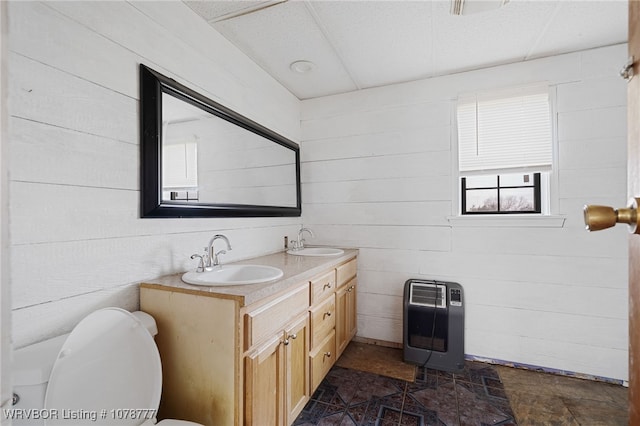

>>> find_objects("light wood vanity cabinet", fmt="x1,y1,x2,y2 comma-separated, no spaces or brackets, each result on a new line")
245,312,309,426
140,252,357,426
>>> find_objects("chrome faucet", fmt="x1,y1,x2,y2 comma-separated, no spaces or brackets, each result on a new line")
207,234,232,267
295,227,314,250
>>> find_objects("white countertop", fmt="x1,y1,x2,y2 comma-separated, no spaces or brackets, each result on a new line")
140,248,358,307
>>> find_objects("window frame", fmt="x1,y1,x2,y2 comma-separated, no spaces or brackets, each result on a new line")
451,83,561,221
460,172,542,215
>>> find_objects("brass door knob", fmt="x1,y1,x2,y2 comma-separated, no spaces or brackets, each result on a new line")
584,198,640,233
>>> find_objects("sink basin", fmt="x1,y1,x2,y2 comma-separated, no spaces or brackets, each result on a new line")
182,264,284,286
287,247,345,257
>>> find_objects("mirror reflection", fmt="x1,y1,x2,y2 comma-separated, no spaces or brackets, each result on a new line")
161,93,298,207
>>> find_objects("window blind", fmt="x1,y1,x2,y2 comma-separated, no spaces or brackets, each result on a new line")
162,142,198,189
457,84,553,173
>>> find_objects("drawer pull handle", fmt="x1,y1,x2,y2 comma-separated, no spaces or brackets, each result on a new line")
283,333,297,345
347,288,352,293
323,351,332,359
323,311,332,319
323,283,332,290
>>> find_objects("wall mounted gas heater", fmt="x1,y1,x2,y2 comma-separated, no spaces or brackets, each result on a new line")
403,279,465,373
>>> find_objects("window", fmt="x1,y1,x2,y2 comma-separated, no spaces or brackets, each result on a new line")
456,84,553,215
461,172,541,214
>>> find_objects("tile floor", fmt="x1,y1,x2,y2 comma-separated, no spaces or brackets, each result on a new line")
293,363,515,426
294,344,629,425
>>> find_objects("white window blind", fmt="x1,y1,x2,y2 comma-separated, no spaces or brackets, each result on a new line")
162,141,198,189
457,84,552,173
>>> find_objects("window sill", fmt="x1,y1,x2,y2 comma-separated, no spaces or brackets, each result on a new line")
447,214,566,228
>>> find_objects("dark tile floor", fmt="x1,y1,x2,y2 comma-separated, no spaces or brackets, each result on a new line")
293,362,515,426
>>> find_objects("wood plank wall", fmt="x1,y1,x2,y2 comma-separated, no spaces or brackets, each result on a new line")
8,1,302,348
301,44,630,381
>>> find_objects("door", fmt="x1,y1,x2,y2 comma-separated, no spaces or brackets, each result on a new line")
629,1,640,421
585,2,640,421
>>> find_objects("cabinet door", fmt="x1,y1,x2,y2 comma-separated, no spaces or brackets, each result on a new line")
346,279,357,340
336,278,357,357
285,314,310,425
245,333,285,426
335,285,349,357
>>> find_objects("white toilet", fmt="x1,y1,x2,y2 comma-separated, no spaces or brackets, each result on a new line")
11,308,202,426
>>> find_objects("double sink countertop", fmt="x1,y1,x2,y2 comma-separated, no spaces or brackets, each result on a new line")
140,248,358,307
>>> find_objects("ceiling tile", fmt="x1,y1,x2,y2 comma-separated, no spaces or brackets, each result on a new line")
431,0,559,75
308,1,435,89
526,1,628,60
213,1,358,99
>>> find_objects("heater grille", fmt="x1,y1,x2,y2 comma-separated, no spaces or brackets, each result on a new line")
409,282,447,309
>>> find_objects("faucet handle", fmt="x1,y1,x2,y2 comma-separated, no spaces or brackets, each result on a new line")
190,254,205,273
213,249,227,266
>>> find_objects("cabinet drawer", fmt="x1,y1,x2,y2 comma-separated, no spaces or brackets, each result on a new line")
245,284,309,350
336,259,357,288
309,295,336,349
310,270,336,305
309,330,336,392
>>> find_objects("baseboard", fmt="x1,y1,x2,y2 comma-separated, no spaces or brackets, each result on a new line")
465,354,627,387
352,336,402,349
350,337,627,386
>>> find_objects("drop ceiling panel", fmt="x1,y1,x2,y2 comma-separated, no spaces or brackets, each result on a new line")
526,1,628,60
308,1,435,89
431,0,559,75
213,1,358,99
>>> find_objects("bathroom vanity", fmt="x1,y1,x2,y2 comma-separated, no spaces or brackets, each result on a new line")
140,249,358,426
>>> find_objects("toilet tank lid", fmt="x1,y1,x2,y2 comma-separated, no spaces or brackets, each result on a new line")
12,334,68,386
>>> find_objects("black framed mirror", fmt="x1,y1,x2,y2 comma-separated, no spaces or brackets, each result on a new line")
140,64,301,218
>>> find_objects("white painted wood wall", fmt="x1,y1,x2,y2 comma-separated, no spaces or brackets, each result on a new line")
301,44,629,381
8,1,302,348
6,0,629,384
0,0,11,415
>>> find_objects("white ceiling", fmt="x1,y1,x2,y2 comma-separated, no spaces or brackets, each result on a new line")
184,0,628,100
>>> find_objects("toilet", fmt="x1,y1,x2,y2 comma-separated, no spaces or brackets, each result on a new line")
11,308,201,426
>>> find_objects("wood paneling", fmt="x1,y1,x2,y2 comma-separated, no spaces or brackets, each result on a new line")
301,44,629,381
9,1,302,347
